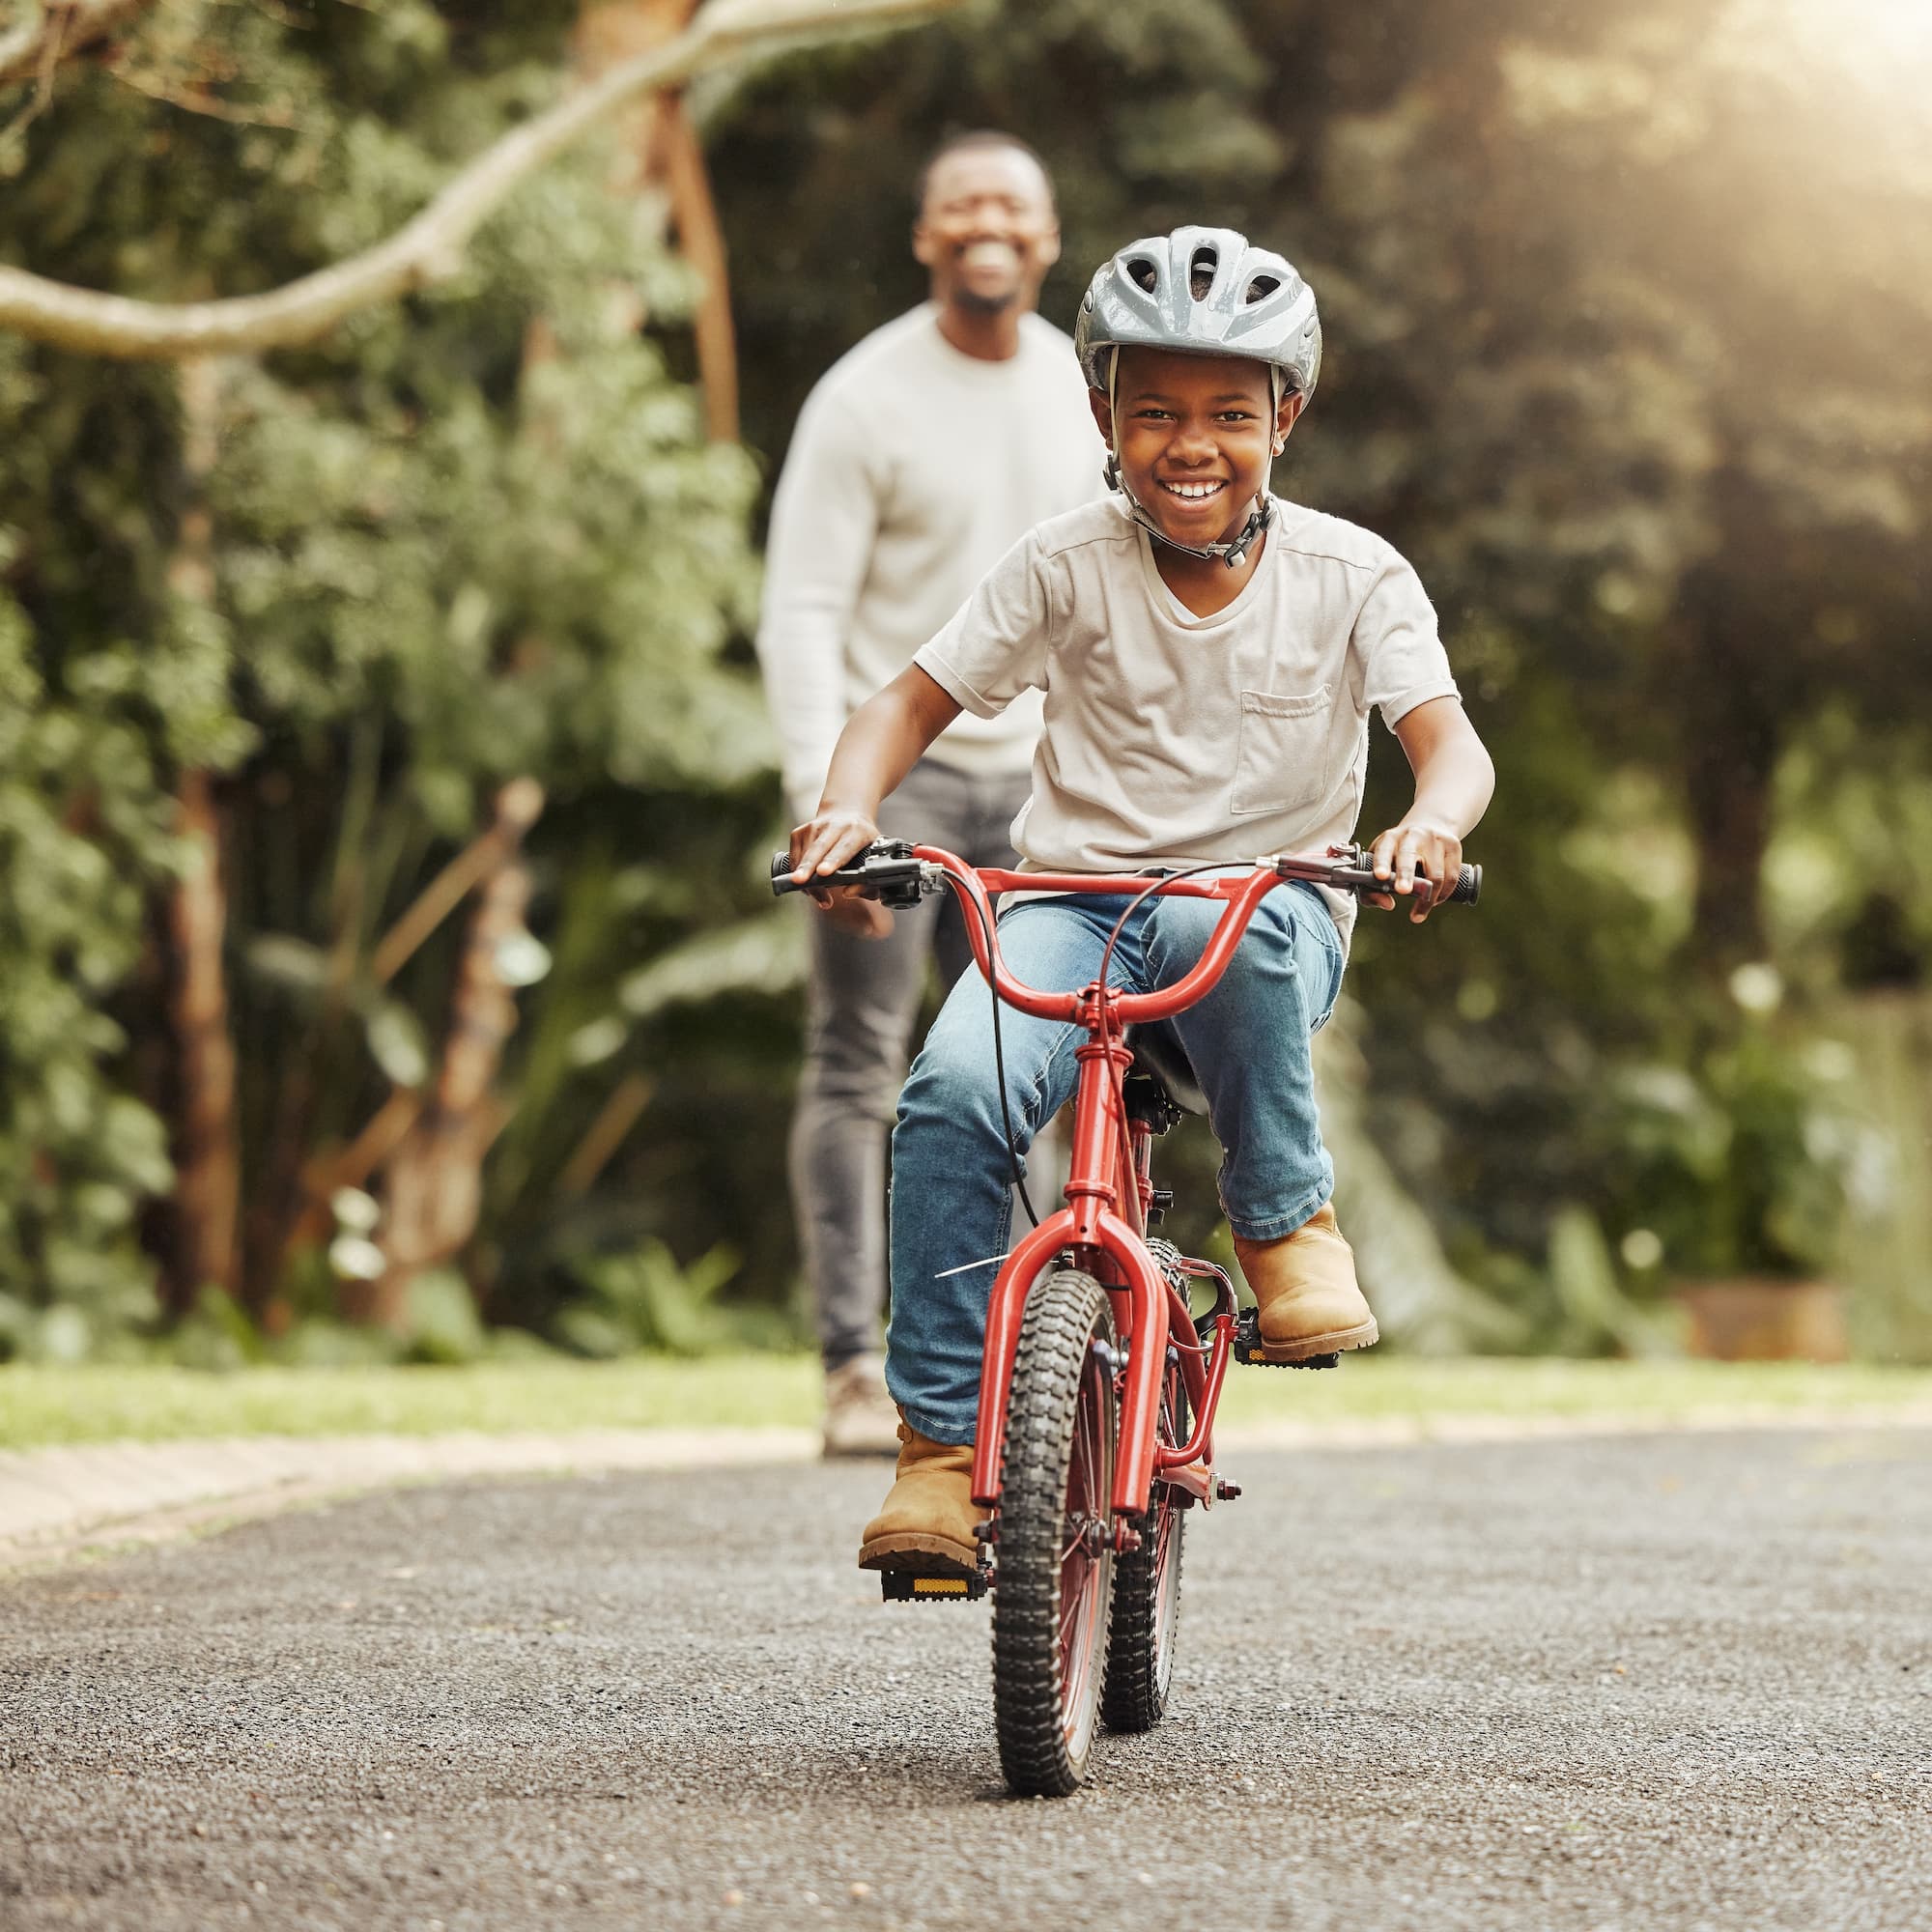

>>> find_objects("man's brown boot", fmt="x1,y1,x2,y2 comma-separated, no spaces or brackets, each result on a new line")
857,1418,980,1581
821,1353,903,1460
1234,1205,1378,1362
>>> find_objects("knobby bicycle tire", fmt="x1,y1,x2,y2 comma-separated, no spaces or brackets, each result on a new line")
1101,1365,1186,1733
991,1268,1118,1797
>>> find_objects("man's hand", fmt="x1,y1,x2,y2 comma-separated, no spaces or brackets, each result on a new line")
787,808,894,938
1366,817,1463,923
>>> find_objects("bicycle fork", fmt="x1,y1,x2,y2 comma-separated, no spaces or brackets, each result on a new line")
970,1027,1177,1526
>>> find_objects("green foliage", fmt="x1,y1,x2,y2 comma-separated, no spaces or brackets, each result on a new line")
1608,1032,1852,1281
1271,0,1931,969
702,0,1932,1341
4,0,1930,1360
0,2,768,1343
1543,1206,1683,1360
554,1239,799,1358
397,1268,490,1365
0,467,182,1339
163,1284,272,1373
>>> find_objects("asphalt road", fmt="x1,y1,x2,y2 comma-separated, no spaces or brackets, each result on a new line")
4,1428,1930,1932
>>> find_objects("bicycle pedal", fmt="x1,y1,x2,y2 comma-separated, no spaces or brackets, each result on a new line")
879,1567,990,1604
1232,1309,1342,1370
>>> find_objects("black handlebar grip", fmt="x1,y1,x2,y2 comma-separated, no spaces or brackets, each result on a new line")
770,851,805,895
1446,863,1481,907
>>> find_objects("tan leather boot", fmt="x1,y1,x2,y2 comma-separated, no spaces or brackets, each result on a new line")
857,1418,980,1581
1235,1205,1378,1362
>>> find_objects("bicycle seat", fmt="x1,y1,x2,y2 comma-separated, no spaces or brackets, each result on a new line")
1123,1020,1209,1117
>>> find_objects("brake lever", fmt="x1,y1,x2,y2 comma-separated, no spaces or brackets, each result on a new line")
770,841,945,911
1274,843,1481,909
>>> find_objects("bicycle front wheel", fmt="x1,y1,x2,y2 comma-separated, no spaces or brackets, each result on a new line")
1101,1361,1185,1733
991,1267,1118,1797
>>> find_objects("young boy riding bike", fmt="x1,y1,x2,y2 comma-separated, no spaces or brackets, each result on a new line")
786,227,1497,1583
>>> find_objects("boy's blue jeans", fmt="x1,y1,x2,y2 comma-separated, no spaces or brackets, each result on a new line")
885,880,1345,1445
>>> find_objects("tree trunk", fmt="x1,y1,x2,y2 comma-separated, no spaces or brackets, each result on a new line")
167,768,241,1306
1676,462,1793,972
357,780,544,1326
652,91,739,441
580,2,739,440
162,356,241,1310
1685,718,1775,968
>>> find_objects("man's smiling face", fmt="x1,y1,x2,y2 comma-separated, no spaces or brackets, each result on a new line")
914,145,1060,317
1094,346,1301,549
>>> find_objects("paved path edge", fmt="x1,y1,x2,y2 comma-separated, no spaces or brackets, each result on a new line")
7,1403,1932,1573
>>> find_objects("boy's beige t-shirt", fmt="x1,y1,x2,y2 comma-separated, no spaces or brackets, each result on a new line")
911,495,1460,945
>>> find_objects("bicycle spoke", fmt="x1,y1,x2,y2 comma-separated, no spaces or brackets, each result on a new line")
1059,1578,1082,1646
993,1271,1118,1797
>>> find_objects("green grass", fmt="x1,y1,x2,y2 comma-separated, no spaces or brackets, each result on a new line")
3,1355,1929,1452
0,1357,818,1450
1211,1356,1932,1428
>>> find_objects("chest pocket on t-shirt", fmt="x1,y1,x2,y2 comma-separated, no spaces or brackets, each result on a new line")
1231,687,1330,815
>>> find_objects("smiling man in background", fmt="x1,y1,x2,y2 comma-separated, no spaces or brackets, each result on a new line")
757,131,1096,1457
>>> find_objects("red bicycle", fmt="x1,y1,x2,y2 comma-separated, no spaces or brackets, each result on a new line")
774,840,1479,1795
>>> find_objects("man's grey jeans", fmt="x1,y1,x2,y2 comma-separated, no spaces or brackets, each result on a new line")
790,755,1060,1370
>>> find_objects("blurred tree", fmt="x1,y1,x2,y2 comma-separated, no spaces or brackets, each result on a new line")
0,0,823,1349
699,0,1283,484
1269,0,1932,965
701,0,1932,1323
0,0,965,355
0,2,156,90
1263,0,1932,1307
5,0,1926,1353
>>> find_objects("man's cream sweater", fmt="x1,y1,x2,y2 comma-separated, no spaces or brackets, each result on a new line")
756,304,1099,817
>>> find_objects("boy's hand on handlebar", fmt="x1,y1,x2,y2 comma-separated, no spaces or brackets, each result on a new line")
787,809,895,938
1367,818,1463,923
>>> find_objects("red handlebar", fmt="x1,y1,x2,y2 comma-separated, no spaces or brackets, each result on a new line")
914,849,1294,1029
772,838,1477,1027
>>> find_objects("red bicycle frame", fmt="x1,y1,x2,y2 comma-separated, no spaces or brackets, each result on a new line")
915,850,1297,1527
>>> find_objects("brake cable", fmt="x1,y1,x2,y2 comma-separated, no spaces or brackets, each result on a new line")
945,878,1041,1232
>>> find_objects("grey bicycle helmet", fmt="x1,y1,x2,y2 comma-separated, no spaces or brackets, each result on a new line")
1074,226,1321,401
1073,227,1321,568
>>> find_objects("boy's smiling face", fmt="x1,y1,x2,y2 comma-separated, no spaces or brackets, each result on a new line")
1092,346,1303,551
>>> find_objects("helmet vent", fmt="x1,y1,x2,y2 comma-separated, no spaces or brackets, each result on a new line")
1076,229,1321,413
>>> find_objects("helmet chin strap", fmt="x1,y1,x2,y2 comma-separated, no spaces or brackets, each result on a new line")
1104,351,1282,570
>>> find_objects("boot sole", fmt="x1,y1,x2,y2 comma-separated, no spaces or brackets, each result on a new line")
1255,1317,1379,1364
857,1531,980,1581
